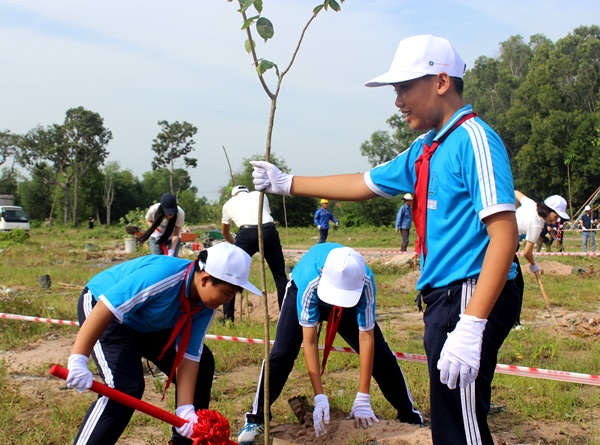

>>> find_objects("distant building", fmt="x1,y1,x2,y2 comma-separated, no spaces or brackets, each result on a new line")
0,194,15,206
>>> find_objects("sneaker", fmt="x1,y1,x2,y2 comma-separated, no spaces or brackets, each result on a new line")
237,422,264,445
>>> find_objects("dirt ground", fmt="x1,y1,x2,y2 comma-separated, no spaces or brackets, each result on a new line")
1,257,598,444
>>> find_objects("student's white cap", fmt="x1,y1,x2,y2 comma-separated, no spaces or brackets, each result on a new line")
317,247,366,308
365,35,466,87
231,185,250,196
544,195,570,220
201,243,261,295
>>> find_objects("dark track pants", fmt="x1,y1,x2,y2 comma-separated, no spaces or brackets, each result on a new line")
223,223,287,320
245,281,423,425
74,289,214,445
422,278,520,445
318,228,329,243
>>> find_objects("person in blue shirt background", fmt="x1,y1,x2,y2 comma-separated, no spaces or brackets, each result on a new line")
580,205,598,252
314,199,339,243
395,193,413,251
65,243,260,445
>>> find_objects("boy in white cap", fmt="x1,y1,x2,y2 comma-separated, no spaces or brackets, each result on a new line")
238,243,422,444
580,204,597,252
249,35,519,444
65,243,260,445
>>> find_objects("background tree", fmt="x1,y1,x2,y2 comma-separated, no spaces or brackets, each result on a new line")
150,120,198,195
19,107,111,225
20,124,74,224
102,162,119,225
63,107,112,225
18,164,55,222
0,130,21,189
360,113,424,165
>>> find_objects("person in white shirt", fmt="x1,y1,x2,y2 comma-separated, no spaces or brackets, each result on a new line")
514,191,569,325
221,186,287,322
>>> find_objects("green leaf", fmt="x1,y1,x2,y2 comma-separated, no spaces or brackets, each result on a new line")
238,0,254,13
245,38,255,54
256,16,274,42
241,15,259,30
253,0,263,13
256,59,275,76
313,4,324,14
328,0,341,11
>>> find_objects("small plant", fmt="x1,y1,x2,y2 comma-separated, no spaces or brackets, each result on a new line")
0,228,29,248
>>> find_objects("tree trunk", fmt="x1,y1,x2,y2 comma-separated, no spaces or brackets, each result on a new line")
63,183,71,225
72,174,79,226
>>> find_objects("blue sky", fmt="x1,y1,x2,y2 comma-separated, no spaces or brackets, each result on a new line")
1,1,598,201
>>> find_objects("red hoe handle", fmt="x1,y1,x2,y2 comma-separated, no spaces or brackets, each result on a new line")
49,364,185,427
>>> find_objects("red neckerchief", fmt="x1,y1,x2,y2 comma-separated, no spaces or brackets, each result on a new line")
320,305,343,375
158,262,201,399
413,112,476,259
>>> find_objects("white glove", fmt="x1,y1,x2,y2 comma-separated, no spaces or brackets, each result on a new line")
335,222,339,227
250,161,294,195
529,262,541,273
175,404,198,438
348,392,379,428
150,229,162,240
313,394,330,437
167,249,175,257
66,354,93,393
437,314,487,389
318,225,322,230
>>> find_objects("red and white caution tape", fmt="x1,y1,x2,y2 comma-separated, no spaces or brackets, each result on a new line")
516,251,600,257
204,334,600,386
1,312,80,326
3,313,599,386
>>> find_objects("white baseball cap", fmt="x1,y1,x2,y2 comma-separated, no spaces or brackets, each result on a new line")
201,242,261,295
403,193,413,200
585,205,591,211
544,195,570,220
365,35,466,87
317,247,366,308
231,185,250,197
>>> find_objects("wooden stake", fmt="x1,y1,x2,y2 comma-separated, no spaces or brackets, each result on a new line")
534,271,558,326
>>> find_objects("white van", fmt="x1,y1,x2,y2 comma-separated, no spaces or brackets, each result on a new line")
0,206,30,232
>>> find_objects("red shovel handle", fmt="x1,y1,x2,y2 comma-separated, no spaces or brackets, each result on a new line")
49,364,185,428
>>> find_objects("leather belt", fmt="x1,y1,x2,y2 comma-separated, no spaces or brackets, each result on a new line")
239,222,275,230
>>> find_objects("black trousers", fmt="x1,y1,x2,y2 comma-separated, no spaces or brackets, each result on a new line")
223,223,287,320
422,278,520,445
245,281,423,425
318,228,329,243
73,289,214,445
